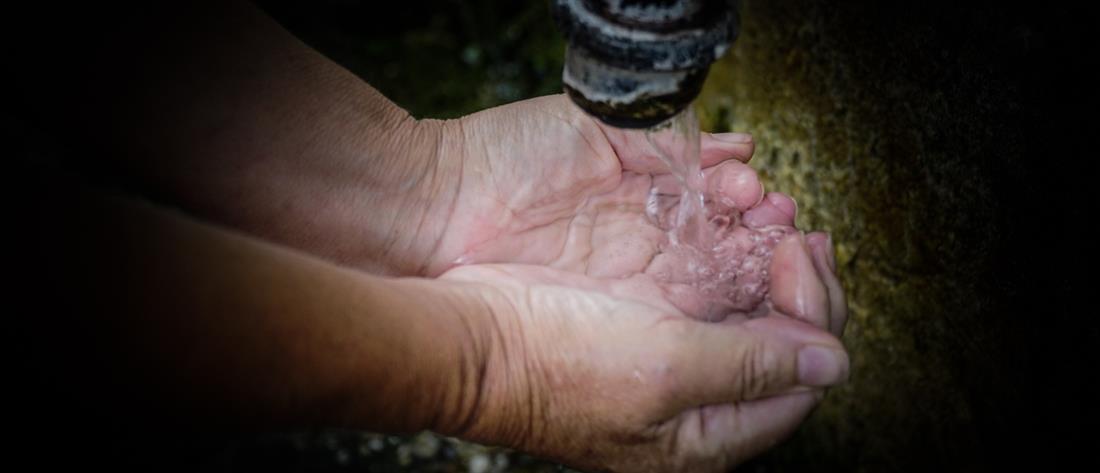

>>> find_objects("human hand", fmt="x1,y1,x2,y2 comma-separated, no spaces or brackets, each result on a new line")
435,253,848,472
417,95,845,331
418,95,850,471
416,94,761,277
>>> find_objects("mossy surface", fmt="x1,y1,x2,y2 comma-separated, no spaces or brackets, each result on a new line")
696,2,1011,470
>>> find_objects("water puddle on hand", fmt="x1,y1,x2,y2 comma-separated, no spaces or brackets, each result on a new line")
643,107,792,321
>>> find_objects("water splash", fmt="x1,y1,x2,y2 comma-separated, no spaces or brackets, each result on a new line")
643,108,793,321
644,107,710,249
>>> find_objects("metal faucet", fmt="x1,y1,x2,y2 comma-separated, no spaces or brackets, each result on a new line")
552,0,740,128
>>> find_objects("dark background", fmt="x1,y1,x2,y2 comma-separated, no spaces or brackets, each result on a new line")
8,0,1098,471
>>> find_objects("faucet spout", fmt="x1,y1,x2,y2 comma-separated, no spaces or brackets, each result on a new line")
552,0,740,128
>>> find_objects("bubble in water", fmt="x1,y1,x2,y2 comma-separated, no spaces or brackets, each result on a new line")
643,108,794,321
644,108,708,249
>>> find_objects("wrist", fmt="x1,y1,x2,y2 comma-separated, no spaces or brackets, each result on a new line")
350,116,465,276
386,274,538,446
341,275,500,434
418,271,548,450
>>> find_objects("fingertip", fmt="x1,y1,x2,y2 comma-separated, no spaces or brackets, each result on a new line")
743,318,848,388
804,232,847,337
711,132,753,144
768,233,830,328
805,231,828,249
704,161,763,211
734,316,844,360
765,192,797,224
700,132,755,166
769,232,806,277
805,232,836,273
797,345,850,387
742,192,797,228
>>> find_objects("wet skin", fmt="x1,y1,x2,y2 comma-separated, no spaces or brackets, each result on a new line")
398,95,851,471
420,95,845,334
16,0,850,467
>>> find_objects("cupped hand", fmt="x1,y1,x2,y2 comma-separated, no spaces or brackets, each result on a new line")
436,252,848,473
422,94,759,277
417,94,851,470
423,95,845,332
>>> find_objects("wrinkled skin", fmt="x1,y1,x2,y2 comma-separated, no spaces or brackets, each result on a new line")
424,95,843,331
424,94,763,278
440,251,845,472
400,95,849,472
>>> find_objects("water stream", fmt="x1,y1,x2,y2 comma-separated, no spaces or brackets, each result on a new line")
644,107,710,250
643,107,791,321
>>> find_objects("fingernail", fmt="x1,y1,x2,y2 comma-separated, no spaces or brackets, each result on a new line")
798,345,849,387
712,132,753,144
765,192,797,221
824,235,836,272
811,235,836,274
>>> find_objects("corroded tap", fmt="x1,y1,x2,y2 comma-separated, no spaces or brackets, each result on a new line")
552,0,740,128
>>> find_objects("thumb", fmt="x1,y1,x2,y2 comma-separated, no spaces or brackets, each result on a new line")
667,316,848,409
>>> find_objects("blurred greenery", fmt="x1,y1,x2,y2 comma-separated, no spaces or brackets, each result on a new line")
259,0,565,118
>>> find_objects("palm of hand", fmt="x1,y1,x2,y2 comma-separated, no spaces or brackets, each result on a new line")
424,95,628,276
427,95,848,472
439,262,838,473
429,95,797,321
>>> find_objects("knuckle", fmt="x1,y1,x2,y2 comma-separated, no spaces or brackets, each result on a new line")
737,339,780,400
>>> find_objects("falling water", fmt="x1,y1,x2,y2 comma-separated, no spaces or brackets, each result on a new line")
643,107,793,321
644,106,724,290
644,107,710,250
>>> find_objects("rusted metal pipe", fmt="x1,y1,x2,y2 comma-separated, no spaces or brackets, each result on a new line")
552,0,740,128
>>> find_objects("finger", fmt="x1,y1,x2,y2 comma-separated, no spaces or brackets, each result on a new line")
805,232,848,337
700,132,755,167
600,127,673,174
742,192,797,228
666,316,848,410
603,126,755,173
704,160,764,212
769,233,830,330
673,391,820,466
649,160,762,211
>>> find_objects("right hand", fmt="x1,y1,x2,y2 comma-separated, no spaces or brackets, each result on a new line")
437,240,848,473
